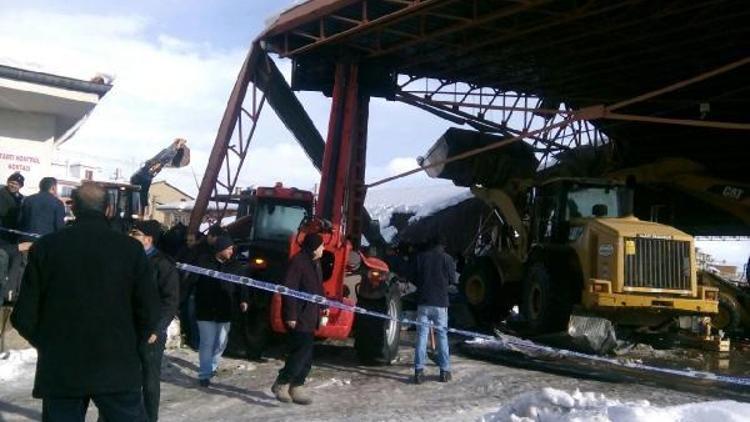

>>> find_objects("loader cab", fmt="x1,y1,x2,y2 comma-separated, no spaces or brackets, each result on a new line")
103,183,143,232
67,182,142,231
530,178,632,245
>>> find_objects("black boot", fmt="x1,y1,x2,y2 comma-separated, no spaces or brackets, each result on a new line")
439,370,452,382
413,369,424,385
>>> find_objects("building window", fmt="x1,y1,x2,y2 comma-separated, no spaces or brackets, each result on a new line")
85,170,93,180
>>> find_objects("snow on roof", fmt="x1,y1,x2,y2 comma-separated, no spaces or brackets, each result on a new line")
481,387,750,421
263,0,309,30
156,199,238,212
199,216,237,233
364,182,472,242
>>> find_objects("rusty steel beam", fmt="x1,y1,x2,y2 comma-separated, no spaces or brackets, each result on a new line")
398,77,608,146
395,90,575,151
187,46,388,246
395,76,613,170
400,0,639,72
427,0,717,83
529,20,750,95
604,112,750,130
608,56,750,111
365,114,581,188
278,0,457,57
369,0,549,58
188,45,262,237
431,100,566,116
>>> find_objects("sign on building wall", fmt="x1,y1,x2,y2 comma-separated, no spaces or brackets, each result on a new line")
0,151,42,173
0,140,53,195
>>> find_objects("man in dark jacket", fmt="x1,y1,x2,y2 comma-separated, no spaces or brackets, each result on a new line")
18,177,65,242
177,224,227,349
10,182,160,421
413,236,457,384
272,233,327,405
0,172,25,242
130,220,180,422
191,235,248,387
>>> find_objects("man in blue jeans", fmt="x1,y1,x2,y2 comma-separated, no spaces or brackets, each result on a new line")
190,236,249,387
413,236,457,383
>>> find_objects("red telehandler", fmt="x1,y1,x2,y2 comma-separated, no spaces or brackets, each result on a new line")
189,49,401,364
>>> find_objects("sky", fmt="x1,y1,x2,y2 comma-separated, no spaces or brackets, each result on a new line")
0,0,747,267
0,0,449,194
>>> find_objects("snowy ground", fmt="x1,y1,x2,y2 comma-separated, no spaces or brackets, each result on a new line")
3,333,747,422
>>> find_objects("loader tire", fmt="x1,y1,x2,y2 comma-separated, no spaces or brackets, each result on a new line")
460,261,512,326
714,293,741,334
521,262,572,334
461,261,497,310
355,287,401,365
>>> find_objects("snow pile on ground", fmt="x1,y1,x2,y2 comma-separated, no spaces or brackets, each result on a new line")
365,183,471,242
0,349,37,382
480,387,750,422
165,319,182,349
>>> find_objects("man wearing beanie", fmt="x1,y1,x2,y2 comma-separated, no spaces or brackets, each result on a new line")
0,172,25,242
272,232,327,405
129,220,179,422
189,235,249,387
177,224,229,350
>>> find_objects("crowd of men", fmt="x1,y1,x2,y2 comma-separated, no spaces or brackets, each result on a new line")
1,170,459,421
1,172,63,304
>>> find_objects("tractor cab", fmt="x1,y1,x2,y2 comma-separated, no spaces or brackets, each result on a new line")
222,184,314,283
529,178,634,245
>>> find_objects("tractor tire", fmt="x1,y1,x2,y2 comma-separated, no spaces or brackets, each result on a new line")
521,262,573,334
714,293,742,334
355,287,401,365
460,261,511,326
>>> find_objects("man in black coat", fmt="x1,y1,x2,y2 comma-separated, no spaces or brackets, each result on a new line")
189,235,248,387
130,220,180,422
18,177,65,242
272,233,327,405
0,172,24,242
11,182,160,422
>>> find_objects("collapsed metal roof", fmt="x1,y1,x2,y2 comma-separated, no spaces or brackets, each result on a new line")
260,0,750,184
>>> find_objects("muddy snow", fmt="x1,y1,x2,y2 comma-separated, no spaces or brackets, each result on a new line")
2,333,746,422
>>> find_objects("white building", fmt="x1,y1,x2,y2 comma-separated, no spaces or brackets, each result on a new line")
0,64,111,195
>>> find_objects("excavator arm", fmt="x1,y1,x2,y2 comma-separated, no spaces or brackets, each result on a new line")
129,138,190,211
